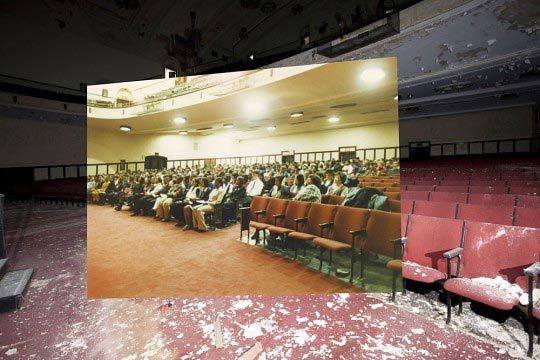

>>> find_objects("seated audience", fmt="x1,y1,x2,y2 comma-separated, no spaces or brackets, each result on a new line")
294,174,322,203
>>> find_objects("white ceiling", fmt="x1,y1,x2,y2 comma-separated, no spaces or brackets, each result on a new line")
87,58,398,139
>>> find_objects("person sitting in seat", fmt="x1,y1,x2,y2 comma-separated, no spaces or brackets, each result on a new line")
294,174,322,203
266,175,291,199
182,177,211,230
190,177,225,232
246,170,264,199
156,176,185,221
223,176,246,224
131,177,163,216
172,177,200,226
289,173,305,197
327,172,349,197
91,176,110,203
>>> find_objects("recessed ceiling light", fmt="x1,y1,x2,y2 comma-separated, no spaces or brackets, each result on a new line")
173,116,186,124
290,111,303,118
267,125,276,131
360,67,385,83
179,131,188,135
328,116,339,123
119,125,132,132
223,123,234,128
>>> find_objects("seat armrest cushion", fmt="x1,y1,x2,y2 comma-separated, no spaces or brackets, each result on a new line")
443,247,463,259
294,217,307,223
319,222,334,228
524,262,540,276
349,229,366,237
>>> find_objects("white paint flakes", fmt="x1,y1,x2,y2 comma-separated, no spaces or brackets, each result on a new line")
411,328,425,335
330,336,347,346
231,299,253,311
312,319,327,327
290,329,316,346
5,348,18,356
369,303,384,310
296,316,308,323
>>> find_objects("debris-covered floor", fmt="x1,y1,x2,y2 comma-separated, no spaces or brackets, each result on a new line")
0,203,535,359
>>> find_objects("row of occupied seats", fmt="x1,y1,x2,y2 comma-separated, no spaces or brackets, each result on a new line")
400,199,540,228
241,196,401,284
386,214,540,357
359,184,401,192
322,194,401,213
403,185,539,196
402,191,540,208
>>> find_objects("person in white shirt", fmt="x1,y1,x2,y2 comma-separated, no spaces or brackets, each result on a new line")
191,178,225,232
246,170,264,197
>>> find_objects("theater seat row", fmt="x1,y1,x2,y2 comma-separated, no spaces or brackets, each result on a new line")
402,191,540,208
387,214,540,356
403,179,539,186
399,199,540,228
241,197,401,284
403,185,539,195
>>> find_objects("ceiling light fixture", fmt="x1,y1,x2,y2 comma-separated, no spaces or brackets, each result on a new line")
223,123,234,128
173,116,187,124
328,116,339,123
360,67,385,83
290,111,303,118
179,131,188,135
267,125,276,131
119,125,132,132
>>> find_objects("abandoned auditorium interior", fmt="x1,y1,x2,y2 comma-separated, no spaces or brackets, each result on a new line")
0,0,539,359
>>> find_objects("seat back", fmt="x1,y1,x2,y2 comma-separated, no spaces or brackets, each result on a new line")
413,200,457,219
302,203,337,236
468,185,508,194
363,210,402,258
430,191,468,204
510,187,540,196
513,207,540,228
406,185,435,192
326,195,345,206
385,192,400,200
250,196,269,221
404,215,464,274
459,221,540,290
331,206,370,245
281,200,311,229
435,185,469,193
468,193,516,207
388,199,401,213
440,180,469,186
262,198,289,225
518,195,540,209
456,203,514,225
401,191,429,201
401,199,414,214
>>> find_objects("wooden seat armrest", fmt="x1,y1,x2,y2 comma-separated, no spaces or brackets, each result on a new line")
318,222,334,229
349,229,366,237
390,236,407,244
239,207,250,211
294,217,308,223
524,262,540,276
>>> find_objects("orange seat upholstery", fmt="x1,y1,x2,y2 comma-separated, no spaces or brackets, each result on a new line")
239,196,269,240
249,198,289,246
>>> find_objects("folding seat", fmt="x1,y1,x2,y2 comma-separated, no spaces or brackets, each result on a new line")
385,192,400,201
468,193,516,207
507,180,540,187
387,215,465,302
240,196,269,240
439,180,469,186
385,186,401,193
400,199,414,214
429,191,468,204
518,195,540,209
406,185,435,192
400,191,429,201
413,200,457,219
312,206,370,282
443,221,540,356
469,179,506,186
434,185,469,193
387,199,401,213
510,187,540,196
287,203,338,257
266,200,311,247
248,198,289,246
514,207,540,228
456,203,514,226
468,185,509,194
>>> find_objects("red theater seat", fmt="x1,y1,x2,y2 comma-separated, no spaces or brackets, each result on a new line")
401,191,429,201
430,192,468,204
468,193,516,207
510,187,540,196
456,203,514,226
249,198,289,245
387,215,464,301
444,221,540,313
401,199,414,214
288,203,337,248
469,180,506,186
415,180,439,186
518,195,540,209
406,185,435,192
439,180,469,186
413,200,457,219
513,207,540,228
